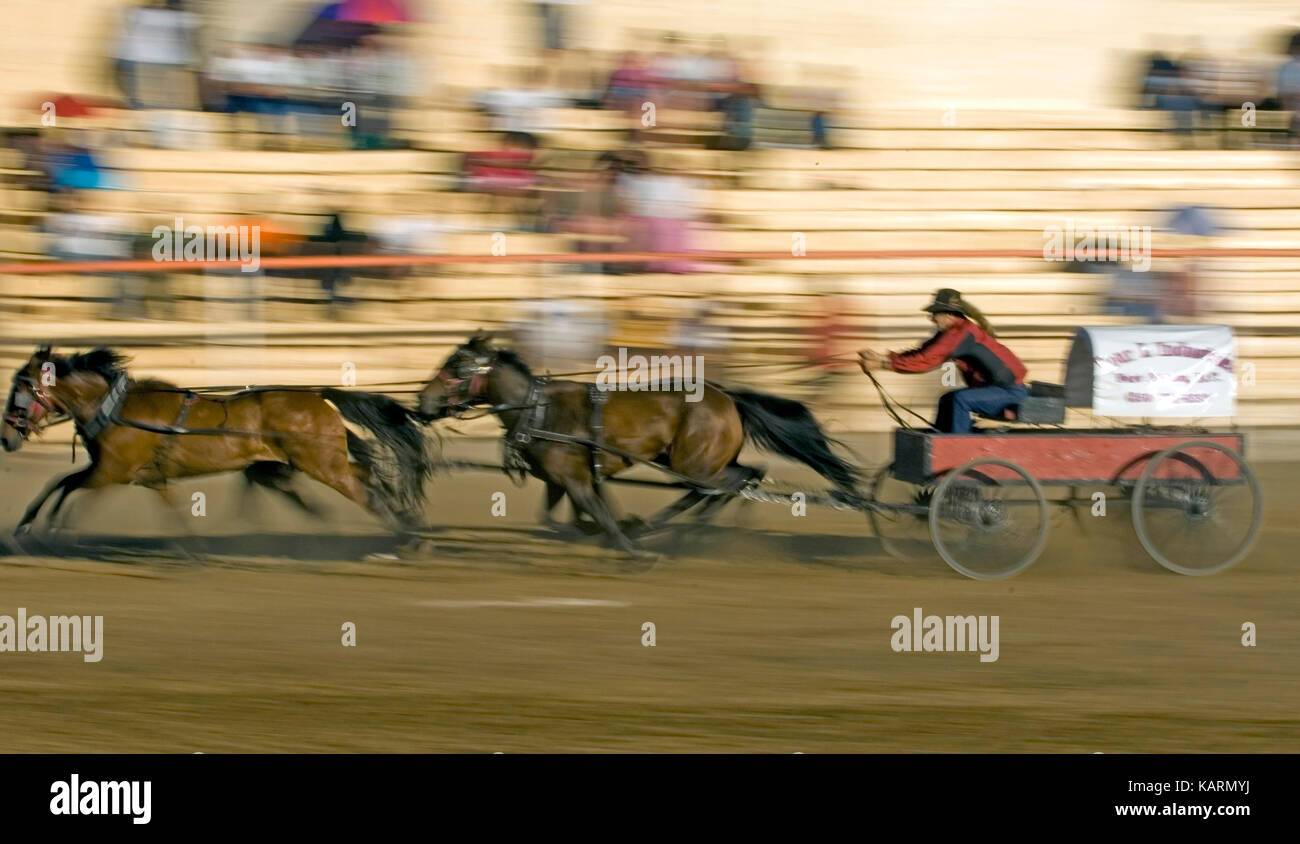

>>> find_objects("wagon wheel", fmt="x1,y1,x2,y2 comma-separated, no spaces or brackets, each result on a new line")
868,463,938,562
929,457,1049,580
1131,440,1262,576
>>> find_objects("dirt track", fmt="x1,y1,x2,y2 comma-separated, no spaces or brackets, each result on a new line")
1,437,1297,753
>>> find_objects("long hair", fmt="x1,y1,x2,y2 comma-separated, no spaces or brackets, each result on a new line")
956,295,995,337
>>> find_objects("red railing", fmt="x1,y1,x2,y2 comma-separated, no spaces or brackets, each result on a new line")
1,247,1298,275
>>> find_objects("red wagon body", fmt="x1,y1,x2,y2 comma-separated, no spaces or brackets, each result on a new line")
891,429,1246,486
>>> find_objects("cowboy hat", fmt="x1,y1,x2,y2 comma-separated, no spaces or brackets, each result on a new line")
922,288,966,315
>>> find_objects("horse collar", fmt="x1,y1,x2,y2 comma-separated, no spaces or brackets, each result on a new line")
82,372,130,440
510,377,549,444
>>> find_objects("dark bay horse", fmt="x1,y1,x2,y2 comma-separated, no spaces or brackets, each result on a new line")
2,346,431,537
417,335,861,556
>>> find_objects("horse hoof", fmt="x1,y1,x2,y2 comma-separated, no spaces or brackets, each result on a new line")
618,516,654,537
393,539,438,559
620,550,662,571
542,521,581,540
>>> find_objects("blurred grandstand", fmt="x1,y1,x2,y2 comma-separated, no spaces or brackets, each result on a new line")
2,0,1300,432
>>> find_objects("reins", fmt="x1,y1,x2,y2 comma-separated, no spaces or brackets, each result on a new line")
12,350,941,454
862,368,936,431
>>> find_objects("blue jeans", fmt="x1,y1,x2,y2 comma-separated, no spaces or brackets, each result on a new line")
936,384,1029,433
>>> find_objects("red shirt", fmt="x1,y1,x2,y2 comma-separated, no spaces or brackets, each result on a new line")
889,319,1027,388
466,149,536,189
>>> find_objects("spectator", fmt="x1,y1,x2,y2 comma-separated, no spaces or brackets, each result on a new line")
1102,265,1163,321
603,52,656,115
703,37,741,108
524,0,585,54
299,211,368,311
43,190,138,318
476,65,567,138
553,152,628,272
1278,32,1300,146
111,0,200,111
714,81,759,151
810,110,830,149
517,297,608,374
556,49,607,108
346,35,416,150
1140,51,1199,143
34,131,111,192
808,296,853,404
1163,204,1223,319
618,152,700,273
371,202,446,282
464,132,542,230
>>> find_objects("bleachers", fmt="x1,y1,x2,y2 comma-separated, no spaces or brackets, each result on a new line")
3,0,1300,432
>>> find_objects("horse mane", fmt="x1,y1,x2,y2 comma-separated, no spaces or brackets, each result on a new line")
56,347,130,382
493,347,534,378
55,348,177,389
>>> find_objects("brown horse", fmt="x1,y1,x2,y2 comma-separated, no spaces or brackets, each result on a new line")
2,346,431,538
417,335,862,556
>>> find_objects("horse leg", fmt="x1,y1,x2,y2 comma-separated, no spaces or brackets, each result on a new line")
295,452,418,533
154,485,205,560
627,489,707,537
562,477,645,558
539,480,566,529
539,481,603,536
45,466,102,530
243,462,319,519
16,466,94,535
693,464,764,524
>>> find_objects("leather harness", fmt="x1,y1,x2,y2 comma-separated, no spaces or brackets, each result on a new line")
75,373,201,483
80,372,130,440
454,369,710,492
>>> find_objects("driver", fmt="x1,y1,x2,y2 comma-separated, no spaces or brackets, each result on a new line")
858,289,1028,433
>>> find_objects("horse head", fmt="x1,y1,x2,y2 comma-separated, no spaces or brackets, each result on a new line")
419,333,536,420
3,345,59,452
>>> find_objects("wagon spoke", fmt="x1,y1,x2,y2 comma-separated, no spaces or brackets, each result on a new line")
1132,441,1262,576
868,463,939,562
929,458,1049,580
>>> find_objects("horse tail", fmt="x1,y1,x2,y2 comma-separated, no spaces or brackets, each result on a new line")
722,386,862,493
322,388,432,526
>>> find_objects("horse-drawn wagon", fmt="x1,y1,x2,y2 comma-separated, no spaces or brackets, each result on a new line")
4,325,1263,580
867,324,1261,578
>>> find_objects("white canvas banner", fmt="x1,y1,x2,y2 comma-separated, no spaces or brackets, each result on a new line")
1083,325,1236,417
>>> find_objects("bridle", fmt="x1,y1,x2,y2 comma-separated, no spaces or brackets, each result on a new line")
431,347,557,484
432,352,495,415
429,349,550,431
4,371,63,439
